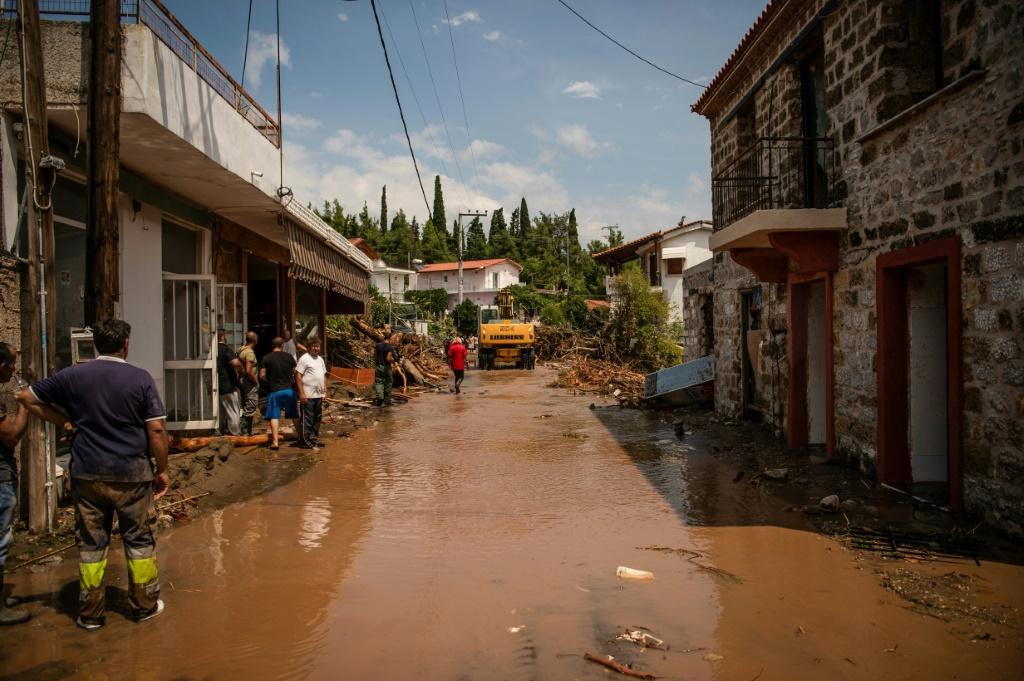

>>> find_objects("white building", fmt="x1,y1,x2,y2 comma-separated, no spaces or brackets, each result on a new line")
415,259,522,311
593,220,713,323
0,4,370,431
349,238,417,303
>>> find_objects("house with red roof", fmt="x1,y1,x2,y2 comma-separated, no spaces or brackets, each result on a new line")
415,258,522,311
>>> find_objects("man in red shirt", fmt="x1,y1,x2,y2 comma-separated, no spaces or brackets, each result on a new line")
447,337,468,394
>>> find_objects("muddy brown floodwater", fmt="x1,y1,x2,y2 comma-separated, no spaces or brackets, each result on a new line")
2,368,1022,680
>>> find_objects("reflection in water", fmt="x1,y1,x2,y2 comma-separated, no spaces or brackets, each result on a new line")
298,497,332,551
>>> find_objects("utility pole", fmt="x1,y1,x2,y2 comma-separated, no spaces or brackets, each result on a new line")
18,0,60,533
456,210,487,305
85,0,122,323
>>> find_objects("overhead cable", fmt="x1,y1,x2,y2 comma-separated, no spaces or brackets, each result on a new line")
240,0,253,90
369,0,432,222
378,2,454,189
553,0,708,89
408,0,468,199
442,0,480,188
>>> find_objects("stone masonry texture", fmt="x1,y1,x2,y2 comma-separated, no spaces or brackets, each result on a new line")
695,0,1024,535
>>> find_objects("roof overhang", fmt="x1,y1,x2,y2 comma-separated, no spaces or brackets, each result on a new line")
711,208,847,283
592,231,662,265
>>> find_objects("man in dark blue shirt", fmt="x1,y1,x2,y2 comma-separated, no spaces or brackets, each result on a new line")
18,319,169,630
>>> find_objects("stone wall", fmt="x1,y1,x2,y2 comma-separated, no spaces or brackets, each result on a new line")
681,261,714,360
699,0,1024,533
0,254,21,351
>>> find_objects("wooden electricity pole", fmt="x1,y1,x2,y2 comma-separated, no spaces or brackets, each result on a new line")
85,0,122,323
18,0,58,533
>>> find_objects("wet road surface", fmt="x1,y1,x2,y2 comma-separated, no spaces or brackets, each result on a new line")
2,368,1022,680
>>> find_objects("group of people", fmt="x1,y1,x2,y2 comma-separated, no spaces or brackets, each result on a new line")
216,328,328,451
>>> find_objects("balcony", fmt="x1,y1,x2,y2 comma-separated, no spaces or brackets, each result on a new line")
709,137,847,282
36,0,280,146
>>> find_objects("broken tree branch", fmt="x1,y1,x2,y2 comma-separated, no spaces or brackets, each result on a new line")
583,653,656,679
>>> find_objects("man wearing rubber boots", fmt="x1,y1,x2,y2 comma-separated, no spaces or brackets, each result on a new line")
17,319,169,630
374,336,396,407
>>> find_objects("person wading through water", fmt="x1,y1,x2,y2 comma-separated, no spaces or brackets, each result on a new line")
17,319,169,630
374,336,396,407
447,336,468,394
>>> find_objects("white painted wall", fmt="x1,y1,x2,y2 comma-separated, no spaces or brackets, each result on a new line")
909,263,948,482
417,262,520,297
119,197,164,389
120,25,279,201
658,228,713,324
806,281,827,444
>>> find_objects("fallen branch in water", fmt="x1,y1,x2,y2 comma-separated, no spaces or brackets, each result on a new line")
583,653,656,679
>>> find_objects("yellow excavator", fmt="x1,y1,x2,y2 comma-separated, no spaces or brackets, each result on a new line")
477,288,536,370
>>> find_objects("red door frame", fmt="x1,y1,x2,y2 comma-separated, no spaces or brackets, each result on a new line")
876,237,962,509
787,271,834,456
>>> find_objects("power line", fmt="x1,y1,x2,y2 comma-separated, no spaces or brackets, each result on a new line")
378,2,453,184
442,0,480,188
369,0,432,223
553,0,708,89
407,0,469,203
240,0,253,90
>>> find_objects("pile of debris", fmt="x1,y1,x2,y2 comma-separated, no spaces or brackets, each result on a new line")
534,326,645,405
547,356,645,406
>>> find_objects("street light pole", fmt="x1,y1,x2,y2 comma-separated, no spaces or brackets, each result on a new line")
457,210,488,305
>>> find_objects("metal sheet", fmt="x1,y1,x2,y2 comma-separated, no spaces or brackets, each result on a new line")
644,355,715,399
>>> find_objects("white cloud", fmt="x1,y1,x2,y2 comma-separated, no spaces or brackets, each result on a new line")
562,81,600,99
337,12,348,22
463,139,504,160
482,30,502,42
244,31,290,90
444,10,481,27
556,124,608,158
283,128,574,228
282,113,321,130
575,176,711,244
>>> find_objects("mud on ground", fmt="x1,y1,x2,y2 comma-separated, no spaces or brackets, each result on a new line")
6,391,381,573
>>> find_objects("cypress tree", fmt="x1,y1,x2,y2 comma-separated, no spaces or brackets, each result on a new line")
465,217,488,260
518,197,532,257
488,208,517,260
432,175,446,237
380,185,388,234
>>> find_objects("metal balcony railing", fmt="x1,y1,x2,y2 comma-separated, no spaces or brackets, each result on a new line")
712,137,836,229
26,0,281,147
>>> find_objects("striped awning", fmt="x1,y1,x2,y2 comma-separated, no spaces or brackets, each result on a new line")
285,218,369,308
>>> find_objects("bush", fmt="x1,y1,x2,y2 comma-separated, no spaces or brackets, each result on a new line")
539,301,566,326
451,299,480,337
605,269,682,372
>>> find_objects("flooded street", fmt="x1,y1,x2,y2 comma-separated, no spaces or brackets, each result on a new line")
2,368,1022,680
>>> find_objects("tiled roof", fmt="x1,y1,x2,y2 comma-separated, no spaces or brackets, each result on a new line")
348,237,380,262
591,230,662,263
418,258,522,273
691,0,784,116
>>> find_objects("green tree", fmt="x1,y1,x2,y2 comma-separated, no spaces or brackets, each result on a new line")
420,219,453,263
607,226,624,247
380,185,388,234
506,283,544,319
487,208,517,260
508,206,521,242
382,209,415,267
451,299,480,337
464,217,488,260
518,197,532,257
606,269,682,372
432,175,446,238
356,201,380,246
449,218,460,259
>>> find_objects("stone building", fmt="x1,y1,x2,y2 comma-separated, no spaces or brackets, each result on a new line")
691,0,1023,533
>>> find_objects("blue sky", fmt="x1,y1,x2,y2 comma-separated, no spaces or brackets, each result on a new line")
166,0,765,242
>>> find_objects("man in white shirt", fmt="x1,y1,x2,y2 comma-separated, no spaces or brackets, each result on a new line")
294,337,328,449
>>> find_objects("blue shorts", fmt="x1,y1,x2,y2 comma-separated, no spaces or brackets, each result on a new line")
264,388,298,420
